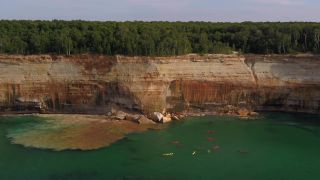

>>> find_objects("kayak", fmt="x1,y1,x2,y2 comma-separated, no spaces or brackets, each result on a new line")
162,153,174,156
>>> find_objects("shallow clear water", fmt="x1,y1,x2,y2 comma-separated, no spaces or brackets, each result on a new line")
1,113,320,180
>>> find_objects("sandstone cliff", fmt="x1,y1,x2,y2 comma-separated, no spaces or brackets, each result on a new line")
0,54,319,114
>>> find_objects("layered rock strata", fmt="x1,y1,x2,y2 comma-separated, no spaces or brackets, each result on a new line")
0,54,319,114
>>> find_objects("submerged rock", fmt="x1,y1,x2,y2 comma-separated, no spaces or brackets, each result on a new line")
6,114,161,151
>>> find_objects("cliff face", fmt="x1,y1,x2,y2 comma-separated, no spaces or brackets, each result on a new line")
0,54,319,114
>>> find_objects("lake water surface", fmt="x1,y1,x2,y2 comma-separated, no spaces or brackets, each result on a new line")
1,113,320,180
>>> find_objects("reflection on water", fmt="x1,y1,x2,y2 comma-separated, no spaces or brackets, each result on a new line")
0,112,320,179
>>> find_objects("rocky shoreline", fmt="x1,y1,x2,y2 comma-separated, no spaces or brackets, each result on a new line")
0,92,271,153
107,105,259,125
7,103,320,153
1,106,260,151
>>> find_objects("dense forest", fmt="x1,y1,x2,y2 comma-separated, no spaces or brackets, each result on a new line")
0,20,320,56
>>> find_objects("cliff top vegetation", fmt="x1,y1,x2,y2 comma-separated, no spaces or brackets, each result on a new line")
1,20,320,56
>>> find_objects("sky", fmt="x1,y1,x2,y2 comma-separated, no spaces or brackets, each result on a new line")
0,0,319,22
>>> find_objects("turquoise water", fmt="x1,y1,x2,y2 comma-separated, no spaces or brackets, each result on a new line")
1,113,320,180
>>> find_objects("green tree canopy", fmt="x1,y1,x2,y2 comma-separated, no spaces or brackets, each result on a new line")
0,20,320,56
